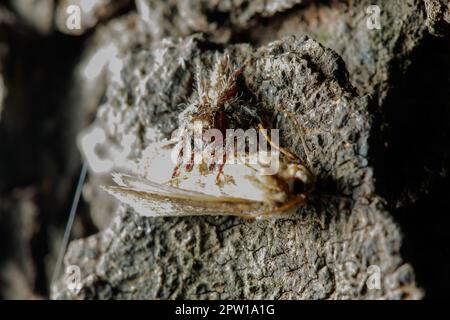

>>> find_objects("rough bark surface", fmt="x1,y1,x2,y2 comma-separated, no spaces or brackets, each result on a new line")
424,0,450,37
52,35,422,299
1,0,449,299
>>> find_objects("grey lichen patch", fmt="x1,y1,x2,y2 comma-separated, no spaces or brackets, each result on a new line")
52,35,422,299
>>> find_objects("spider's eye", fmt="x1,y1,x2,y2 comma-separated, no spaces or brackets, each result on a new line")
292,179,305,195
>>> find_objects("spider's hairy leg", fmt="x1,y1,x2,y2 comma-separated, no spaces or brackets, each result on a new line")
171,148,183,179
215,152,227,184
184,148,195,172
216,59,248,108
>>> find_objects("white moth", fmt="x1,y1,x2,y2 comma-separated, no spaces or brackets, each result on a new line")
103,140,314,219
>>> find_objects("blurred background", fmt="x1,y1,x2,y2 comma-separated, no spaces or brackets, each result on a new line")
0,0,133,299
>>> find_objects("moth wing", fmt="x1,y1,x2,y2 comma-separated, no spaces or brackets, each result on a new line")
110,173,258,203
103,173,268,217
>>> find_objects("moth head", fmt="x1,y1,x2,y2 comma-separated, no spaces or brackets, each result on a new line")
284,164,315,196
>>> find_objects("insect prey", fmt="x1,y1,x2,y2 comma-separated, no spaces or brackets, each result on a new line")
104,53,315,219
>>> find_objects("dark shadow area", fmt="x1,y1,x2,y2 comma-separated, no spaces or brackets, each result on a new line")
372,35,450,299
394,177,450,300
0,27,97,297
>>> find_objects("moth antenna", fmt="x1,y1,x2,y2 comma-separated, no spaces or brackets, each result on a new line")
258,123,298,162
275,105,313,169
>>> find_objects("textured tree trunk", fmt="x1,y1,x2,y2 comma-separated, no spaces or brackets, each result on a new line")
1,0,449,300
51,0,449,299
